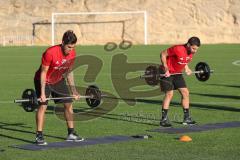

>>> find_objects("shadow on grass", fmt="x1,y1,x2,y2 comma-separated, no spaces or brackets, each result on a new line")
191,92,240,100
207,83,240,89
86,111,160,126
137,98,240,112
0,122,31,129
0,133,33,144
45,94,239,127
31,93,239,131
56,108,160,126
0,121,65,143
45,105,93,114
45,101,160,126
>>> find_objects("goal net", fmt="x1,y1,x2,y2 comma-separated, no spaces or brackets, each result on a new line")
51,11,148,46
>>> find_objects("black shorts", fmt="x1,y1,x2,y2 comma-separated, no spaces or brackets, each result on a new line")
160,75,187,92
34,79,73,105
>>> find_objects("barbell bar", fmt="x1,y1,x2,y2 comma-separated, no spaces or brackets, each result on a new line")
14,95,93,103
140,69,214,78
140,62,214,86
14,85,104,112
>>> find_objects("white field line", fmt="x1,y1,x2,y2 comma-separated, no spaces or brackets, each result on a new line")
232,60,240,66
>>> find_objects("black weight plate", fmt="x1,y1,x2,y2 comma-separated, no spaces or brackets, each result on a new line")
195,62,211,81
85,85,101,108
144,65,159,86
21,89,38,112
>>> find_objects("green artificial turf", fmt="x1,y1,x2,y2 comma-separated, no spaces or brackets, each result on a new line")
0,44,239,160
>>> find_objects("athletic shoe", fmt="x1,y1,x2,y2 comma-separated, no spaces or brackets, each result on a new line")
160,117,172,127
66,132,84,142
182,117,197,125
35,134,47,145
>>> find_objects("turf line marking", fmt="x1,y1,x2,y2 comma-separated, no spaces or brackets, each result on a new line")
232,60,240,66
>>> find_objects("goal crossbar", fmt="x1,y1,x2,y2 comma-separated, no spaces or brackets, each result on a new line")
51,11,148,45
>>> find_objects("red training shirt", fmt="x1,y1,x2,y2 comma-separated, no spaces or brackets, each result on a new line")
165,45,193,73
34,44,76,84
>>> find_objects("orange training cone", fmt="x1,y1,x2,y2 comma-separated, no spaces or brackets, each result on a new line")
179,135,192,142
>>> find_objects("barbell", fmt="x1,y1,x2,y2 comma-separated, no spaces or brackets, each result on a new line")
140,62,214,86
14,85,103,112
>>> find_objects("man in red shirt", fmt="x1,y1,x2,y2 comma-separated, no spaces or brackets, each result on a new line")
34,30,83,145
159,37,201,127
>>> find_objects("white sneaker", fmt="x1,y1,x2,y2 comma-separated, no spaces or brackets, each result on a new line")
66,132,84,142
35,134,48,145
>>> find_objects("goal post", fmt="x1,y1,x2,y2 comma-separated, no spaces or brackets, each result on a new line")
51,11,148,46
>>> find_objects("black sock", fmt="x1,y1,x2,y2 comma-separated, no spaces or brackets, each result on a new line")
183,108,190,118
36,131,43,136
68,128,74,135
161,109,168,119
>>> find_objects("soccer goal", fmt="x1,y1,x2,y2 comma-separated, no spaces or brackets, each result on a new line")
51,11,148,46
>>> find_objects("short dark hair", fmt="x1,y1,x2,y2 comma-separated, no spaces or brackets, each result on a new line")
62,30,77,45
187,37,201,47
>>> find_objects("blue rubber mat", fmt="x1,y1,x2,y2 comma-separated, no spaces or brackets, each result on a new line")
148,121,240,134
11,135,145,151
